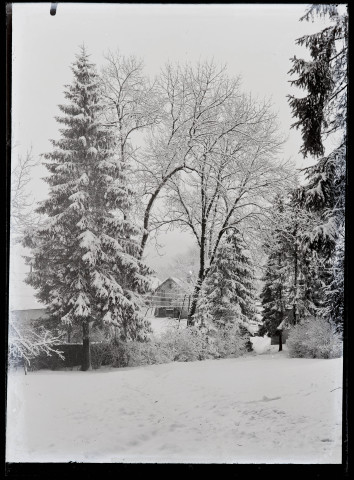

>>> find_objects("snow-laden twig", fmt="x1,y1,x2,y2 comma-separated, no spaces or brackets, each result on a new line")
330,387,342,392
8,320,65,371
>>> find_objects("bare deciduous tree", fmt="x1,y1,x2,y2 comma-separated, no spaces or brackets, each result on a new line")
156,244,200,286
10,148,39,242
100,57,295,322
136,61,250,258
100,50,161,229
159,82,294,322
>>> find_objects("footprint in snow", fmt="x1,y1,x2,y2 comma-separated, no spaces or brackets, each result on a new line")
261,395,281,402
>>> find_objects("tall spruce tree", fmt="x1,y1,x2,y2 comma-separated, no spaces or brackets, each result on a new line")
195,228,257,330
24,47,152,370
259,194,325,338
283,194,326,325
288,4,347,329
259,196,287,337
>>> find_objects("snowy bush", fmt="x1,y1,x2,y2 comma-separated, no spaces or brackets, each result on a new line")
158,326,209,362
115,338,171,367
102,340,130,368
287,317,343,359
95,324,249,369
103,327,209,367
98,337,169,368
127,340,171,367
21,323,251,372
90,342,114,369
208,325,248,359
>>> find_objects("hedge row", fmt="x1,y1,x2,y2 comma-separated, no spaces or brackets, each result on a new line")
9,325,252,371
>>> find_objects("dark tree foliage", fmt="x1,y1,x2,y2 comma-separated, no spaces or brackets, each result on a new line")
259,196,287,337
198,228,257,329
288,4,347,158
288,4,347,329
259,194,325,337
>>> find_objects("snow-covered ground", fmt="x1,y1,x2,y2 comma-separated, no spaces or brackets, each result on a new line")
147,316,187,336
6,351,342,464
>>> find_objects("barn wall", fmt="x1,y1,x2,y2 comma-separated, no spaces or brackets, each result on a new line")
154,279,189,318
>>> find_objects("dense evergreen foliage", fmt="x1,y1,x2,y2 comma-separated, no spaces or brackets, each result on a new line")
288,4,347,329
259,194,325,337
24,48,152,369
196,228,257,330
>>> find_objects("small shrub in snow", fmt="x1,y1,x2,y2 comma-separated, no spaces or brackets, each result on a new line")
99,338,170,368
158,326,209,362
103,327,210,367
106,340,132,368
120,338,171,367
91,342,113,369
287,317,343,359
102,324,249,368
208,325,248,359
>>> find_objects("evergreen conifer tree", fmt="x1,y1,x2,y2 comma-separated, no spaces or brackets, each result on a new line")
288,4,347,328
24,47,152,370
259,194,325,338
259,196,287,337
196,228,257,330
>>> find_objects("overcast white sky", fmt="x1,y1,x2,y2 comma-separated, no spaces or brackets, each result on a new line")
10,3,330,309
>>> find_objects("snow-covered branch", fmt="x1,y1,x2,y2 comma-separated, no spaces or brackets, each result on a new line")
8,320,65,372
10,147,40,242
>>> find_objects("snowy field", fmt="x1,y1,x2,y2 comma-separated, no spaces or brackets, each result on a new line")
6,351,342,464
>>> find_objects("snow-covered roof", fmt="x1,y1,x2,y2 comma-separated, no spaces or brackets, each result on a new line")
170,277,189,290
155,277,189,292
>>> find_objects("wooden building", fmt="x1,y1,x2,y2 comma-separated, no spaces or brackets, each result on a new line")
153,277,190,319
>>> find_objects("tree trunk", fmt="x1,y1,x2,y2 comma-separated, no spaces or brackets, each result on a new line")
139,165,187,259
293,229,298,325
188,235,206,325
188,280,202,326
278,330,283,352
81,321,92,371
188,197,206,325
